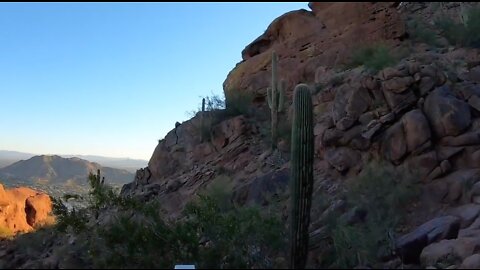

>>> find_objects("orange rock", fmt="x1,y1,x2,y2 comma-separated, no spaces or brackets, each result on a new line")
0,183,53,236
223,2,405,97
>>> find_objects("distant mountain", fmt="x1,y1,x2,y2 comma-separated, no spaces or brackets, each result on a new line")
0,155,135,188
0,150,35,168
62,155,147,172
0,150,147,172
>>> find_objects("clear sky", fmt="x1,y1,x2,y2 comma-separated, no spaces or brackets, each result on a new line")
0,2,308,160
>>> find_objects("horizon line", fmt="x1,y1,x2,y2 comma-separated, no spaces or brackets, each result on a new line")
0,148,149,161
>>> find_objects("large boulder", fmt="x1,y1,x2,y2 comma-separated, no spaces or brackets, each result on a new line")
461,254,480,269
395,215,461,264
420,237,480,267
0,184,53,235
402,109,431,153
381,109,431,163
424,86,472,138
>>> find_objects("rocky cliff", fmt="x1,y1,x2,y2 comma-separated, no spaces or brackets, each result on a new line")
119,2,480,268
223,2,406,103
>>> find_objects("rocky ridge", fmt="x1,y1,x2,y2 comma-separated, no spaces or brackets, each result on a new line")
122,2,480,268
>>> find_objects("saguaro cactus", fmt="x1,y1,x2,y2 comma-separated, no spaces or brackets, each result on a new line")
289,84,314,269
267,50,285,150
89,169,105,190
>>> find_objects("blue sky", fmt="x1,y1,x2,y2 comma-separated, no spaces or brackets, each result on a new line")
0,2,308,160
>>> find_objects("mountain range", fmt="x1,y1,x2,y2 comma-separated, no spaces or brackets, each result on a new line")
0,150,147,172
0,155,135,188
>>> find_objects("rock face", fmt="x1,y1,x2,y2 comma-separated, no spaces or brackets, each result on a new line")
122,0,480,209
223,2,405,99
119,2,480,269
0,183,53,235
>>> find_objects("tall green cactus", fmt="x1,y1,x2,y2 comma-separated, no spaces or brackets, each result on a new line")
289,84,314,269
88,169,105,191
267,50,285,150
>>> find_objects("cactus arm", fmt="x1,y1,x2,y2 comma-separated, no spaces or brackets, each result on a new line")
278,79,286,112
272,51,278,94
271,51,278,149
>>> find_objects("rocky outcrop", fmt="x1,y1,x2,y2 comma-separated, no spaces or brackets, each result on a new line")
0,183,53,235
119,2,480,269
223,2,406,100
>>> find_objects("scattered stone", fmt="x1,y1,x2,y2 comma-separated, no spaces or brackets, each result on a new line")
396,216,461,264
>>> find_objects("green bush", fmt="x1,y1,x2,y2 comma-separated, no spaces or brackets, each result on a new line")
183,194,286,268
189,90,254,119
407,18,439,47
189,91,253,143
435,17,467,46
320,162,420,268
434,6,480,48
89,201,182,269
48,169,286,269
86,190,285,269
51,196,89,233
347,44,397,73
224,89,254,117
52,170,141,233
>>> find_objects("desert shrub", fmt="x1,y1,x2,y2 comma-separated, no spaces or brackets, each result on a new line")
51,170,140,233
89,200,182,269
189,90,254,120
347,44,397,73
407,18,439,47
466,7,480,48
189,91,253,143
182,194,286,269
51,196,89,233
50,170,285,269
320,162,421,268
224,89,254,117
86,184,286,269
434,17,467,47
434,6,480,48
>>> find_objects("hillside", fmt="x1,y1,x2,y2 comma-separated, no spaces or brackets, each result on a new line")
0,155,134,188
0,150,147,172
2,2,480,269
